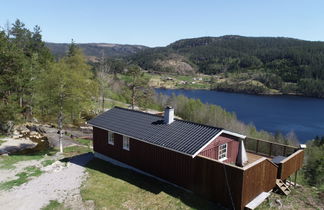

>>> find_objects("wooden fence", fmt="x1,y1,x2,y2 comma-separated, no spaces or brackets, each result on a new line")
277,149,304,180
244,137,298,157
194,155,278,210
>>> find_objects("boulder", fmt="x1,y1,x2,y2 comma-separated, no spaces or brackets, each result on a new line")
0,121,14,134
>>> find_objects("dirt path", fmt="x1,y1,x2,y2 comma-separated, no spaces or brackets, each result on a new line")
0,153,93,210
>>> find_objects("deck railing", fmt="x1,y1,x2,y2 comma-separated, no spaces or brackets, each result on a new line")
277,149,304,180
244,137,298,157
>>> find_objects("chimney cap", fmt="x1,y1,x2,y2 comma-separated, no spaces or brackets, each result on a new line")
166,106,173,109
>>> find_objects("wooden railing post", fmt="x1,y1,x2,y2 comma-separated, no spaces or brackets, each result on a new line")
269,143,273,157
256,140,259,154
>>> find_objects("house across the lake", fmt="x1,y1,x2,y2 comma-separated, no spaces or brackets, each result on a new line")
88,106,304,210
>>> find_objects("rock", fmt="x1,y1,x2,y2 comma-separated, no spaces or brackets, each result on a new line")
15,125,30,134
275,199,283,208
32,117,39,123
26,125,46,134
1,121,14,134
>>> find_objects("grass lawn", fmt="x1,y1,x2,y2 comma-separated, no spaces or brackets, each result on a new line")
81,158,224,210
74,138,92,147
0,149,57,170
41,200,65,210
63,145,92,158
0,166,43,190
256,186,324,209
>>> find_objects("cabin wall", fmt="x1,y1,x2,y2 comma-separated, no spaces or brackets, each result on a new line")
199,133,239,164
93,126,277,210
93,127,194,188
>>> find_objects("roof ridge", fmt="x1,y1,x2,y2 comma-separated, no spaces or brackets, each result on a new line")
113,106,223,131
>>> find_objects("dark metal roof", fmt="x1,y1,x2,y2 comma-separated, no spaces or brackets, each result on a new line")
88,107,222,156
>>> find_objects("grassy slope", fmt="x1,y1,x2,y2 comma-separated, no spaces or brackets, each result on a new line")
81,158,225,210
257,186,324,209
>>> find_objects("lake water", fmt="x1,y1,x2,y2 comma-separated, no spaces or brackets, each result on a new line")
155,89,324,143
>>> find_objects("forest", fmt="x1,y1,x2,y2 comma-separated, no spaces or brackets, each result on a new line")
129,35,324,97
0,20,323,193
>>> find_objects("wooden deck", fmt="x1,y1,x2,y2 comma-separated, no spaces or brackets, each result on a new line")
246,152,269,165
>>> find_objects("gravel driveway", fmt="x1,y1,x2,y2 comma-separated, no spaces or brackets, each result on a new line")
0,153,94,210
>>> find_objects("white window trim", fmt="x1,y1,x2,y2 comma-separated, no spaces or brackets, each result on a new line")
123,136,130,151
218,143,227,161
108,131,114,145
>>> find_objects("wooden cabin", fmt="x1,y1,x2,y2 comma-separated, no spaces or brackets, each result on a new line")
88,106,304,210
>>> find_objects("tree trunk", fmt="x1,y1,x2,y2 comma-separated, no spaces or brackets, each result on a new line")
101,93,105,112
58,90,64,153
19,96,23,108
58,109,63,153
131,86,135,110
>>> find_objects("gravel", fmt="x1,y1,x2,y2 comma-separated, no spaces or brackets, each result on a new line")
0,153,93,210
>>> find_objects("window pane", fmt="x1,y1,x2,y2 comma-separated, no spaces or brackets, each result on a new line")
218,143,227,160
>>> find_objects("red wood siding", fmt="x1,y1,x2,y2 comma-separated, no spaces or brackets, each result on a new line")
93,127,194,188
199,133,239,164
92,127,278,210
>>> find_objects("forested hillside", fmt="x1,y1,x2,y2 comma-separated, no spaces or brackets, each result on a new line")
129,36,324,97
46,42,148,59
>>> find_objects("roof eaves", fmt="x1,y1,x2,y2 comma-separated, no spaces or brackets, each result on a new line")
222,130,246,139
191,130,223,158
88,122,195,157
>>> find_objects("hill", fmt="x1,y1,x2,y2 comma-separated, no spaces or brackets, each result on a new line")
46,42,148,59
128,35,324,97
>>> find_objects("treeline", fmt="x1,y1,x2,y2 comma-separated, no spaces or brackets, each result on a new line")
302,136,324,192
129,35,324,97
0,20,96,135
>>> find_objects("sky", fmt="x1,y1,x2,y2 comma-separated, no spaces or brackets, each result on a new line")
1,0,323,47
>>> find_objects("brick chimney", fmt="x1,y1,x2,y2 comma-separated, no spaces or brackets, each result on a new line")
164,106,174,124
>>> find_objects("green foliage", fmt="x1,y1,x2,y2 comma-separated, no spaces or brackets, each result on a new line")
124,65,153,109
36,44,98,124
298,79,324,98
303,137,324,191
129,36,324,97
0,19,53,129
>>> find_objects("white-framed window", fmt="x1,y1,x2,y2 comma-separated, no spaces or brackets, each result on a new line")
218,143,227,161
108,131,114,145
123,136,130,151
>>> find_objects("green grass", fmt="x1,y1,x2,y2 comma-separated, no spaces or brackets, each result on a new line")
0,166,43,190
41,200,65,210
256,186,324,210
81,158,224,210
41,159,55,167
74,138,91,146
63,146,92,157
0,140,5,146
175,75,193,82
0,149,57,169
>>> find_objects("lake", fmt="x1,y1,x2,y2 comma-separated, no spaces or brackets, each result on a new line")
155,88,324,143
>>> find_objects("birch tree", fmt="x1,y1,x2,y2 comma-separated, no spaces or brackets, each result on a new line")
37,45,96,152
96,55,111,112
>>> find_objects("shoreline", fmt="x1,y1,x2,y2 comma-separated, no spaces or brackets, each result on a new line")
154,86,324,99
